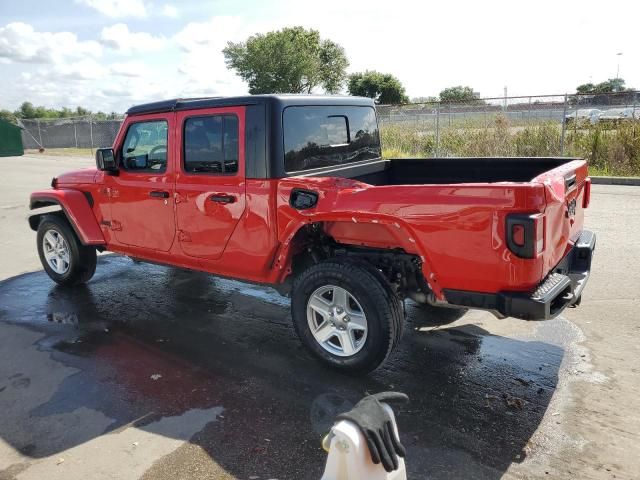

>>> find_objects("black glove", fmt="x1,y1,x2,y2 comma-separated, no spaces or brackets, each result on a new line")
336,391,409,472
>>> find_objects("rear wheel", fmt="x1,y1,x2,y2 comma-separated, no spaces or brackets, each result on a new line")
291,260,403,374
37,214,97,286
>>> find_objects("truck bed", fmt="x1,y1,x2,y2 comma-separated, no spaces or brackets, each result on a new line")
326,157,575,185
287,155,590,298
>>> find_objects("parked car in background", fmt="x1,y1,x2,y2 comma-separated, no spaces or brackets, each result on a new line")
598,107,638,126
564,108,601,127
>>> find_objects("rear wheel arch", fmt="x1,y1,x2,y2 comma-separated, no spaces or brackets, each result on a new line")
280,222,432,299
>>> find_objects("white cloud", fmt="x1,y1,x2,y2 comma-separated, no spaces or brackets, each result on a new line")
74,0,147,18
0,22,101,64
109,61,146,77
102,86,133,97
172,16,272,96
53,59,110,80
100,24,166,54
174,16,249,53
161,4,178,18
4,0,640,113
24,59,108,84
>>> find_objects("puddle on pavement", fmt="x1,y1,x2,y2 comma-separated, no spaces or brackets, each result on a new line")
0,255,572,479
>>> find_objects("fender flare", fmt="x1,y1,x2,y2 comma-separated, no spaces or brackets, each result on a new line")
29,189,105,246
270,212,444,298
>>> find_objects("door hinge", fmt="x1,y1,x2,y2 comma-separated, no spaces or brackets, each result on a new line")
178,230,191,242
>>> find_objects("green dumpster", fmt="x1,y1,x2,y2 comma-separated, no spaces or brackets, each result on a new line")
0,119,24,156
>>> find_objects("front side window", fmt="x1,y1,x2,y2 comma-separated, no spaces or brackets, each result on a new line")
121,120,168,172
183,115,239,174
283,106,381,173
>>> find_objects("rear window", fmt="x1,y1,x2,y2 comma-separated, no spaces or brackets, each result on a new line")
283,106,381,173
183,115,239,174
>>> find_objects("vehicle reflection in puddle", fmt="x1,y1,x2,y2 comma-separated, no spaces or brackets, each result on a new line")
0,255,566,479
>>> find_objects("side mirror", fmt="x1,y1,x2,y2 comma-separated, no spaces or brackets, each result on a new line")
96,148,118,173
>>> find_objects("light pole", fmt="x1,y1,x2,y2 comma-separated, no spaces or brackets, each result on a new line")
616,52,623,79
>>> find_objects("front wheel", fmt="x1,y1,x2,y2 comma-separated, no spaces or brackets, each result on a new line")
291,260,403,374
37,214,97,286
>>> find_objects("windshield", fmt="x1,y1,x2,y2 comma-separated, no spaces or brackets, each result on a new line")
283,106,381,173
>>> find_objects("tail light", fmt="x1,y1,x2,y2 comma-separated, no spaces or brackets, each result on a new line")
506,213,545,259
583,177,591,208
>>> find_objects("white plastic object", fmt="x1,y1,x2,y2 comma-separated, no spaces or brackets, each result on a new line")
320,404,407,480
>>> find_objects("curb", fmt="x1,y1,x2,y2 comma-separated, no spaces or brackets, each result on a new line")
591,176,640,186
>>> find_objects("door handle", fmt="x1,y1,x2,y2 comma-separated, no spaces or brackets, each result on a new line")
209,194,236,204
149,190,170,198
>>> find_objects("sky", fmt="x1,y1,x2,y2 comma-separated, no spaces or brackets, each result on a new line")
0,0,638,113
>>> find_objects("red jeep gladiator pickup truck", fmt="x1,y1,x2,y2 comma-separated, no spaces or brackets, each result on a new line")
29,95,595,373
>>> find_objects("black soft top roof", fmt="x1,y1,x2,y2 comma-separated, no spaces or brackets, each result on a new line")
126,94,375,115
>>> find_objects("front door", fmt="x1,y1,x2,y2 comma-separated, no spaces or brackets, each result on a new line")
108,115,176,251
174,107,246,260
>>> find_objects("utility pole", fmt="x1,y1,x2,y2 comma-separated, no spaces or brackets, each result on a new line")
503,86,508,111
616,52,623,79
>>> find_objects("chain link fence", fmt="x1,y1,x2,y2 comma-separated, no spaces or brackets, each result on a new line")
378,91,639,175
19,115,124,151
17,91,640,175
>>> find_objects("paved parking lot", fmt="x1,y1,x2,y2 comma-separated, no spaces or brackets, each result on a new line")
0,154,639,479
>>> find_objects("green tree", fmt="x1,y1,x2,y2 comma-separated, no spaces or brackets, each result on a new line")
223,26,348,94
34,106,50,118
577,78,627,94
0,109,17,123
17,102,37,119
439,86,480,103
576,82,596,94
347,71,409,104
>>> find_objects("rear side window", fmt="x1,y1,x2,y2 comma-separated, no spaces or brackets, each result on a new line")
121,120,168,172
283,106,381,173
183,115,239,174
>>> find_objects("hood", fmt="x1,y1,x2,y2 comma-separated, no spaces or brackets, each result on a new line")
55,168,99,186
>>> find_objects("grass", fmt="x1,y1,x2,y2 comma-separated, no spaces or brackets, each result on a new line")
381,116,640,177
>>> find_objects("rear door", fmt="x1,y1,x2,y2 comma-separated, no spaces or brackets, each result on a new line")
174,107,246,260
107,115,176,251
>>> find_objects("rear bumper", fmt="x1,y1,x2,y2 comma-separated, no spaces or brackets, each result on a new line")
443,230,596,320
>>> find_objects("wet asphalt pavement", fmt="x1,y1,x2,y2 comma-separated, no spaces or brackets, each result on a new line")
2,156,638,479
0,254,572,479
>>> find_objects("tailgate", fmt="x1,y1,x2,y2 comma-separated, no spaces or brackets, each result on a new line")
533,159,591,276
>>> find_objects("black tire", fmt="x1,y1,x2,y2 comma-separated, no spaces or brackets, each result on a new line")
37,214,97,286
291,259,403,374
414,303,468,326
